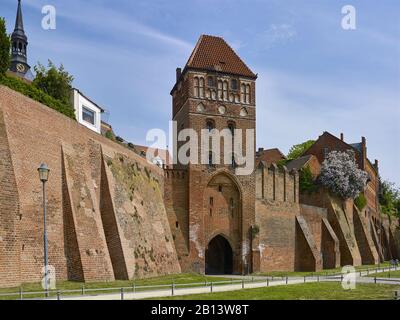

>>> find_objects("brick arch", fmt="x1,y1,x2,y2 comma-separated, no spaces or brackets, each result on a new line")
203,170,243,274
205,169,244,200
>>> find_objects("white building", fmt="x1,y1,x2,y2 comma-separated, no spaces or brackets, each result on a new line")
71,88,104,134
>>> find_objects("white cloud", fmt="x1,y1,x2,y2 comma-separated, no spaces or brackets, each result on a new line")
256,24,297,49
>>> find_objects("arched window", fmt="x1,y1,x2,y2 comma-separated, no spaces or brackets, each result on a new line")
217,80,223,100
245,84,251,104
18,43,22,52
240,84,245,103
228,122,236,167
208,76,215,87
231,79,238,90
206,120,215,131
194,77,200,97
199,77,205,98
223,81,228,101
209,151,214,167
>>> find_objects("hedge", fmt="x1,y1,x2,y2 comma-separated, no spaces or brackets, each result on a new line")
0,74,76,120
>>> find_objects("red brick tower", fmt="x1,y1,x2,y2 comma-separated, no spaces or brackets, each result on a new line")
165,35,257,274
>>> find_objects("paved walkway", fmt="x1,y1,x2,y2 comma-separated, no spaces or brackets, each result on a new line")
49,266,400,300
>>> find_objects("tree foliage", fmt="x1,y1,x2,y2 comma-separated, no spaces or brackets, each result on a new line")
33,60,74,106
319,150,368,199
287,140,315,160
379,180,400,218
0,18,10,75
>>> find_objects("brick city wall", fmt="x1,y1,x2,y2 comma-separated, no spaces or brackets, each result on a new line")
0,86,180,288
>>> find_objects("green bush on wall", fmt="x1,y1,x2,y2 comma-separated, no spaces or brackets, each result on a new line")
355,193,367,211
0,74,76,120
299,166,318,194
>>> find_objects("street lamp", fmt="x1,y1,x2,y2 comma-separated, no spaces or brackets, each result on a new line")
38,163,50,296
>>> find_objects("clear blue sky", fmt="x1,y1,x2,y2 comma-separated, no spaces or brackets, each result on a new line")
2,0,400,185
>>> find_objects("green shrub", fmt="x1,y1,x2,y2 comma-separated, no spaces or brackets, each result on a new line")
299,166,318,194
354,193,367,211
0,74,75,119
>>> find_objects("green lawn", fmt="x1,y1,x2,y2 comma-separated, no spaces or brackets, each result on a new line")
0,273,230,300
253,262,391,278
367,270,400,278
158,282,400,300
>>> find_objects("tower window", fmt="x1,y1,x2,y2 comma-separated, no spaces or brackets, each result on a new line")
217,80,223,100
206,120,215,131
199,77,204,98
208,151,214,166
245,84,251,104
231,79,238,90
223,81,228,101
208,76,215,87
194,77,199,97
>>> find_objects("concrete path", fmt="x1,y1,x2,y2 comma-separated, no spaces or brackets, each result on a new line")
46,266,400,300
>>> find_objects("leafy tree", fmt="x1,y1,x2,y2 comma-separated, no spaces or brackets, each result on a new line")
0,18,10,75
287,140,315,160
299,165,318,194
319,150,368,199
33,60,74,105
379,180,400,218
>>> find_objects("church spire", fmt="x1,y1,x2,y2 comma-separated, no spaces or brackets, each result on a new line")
10,0,31,79
14,0,25,33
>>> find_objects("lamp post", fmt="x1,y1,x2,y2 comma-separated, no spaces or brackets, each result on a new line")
38,164,50,296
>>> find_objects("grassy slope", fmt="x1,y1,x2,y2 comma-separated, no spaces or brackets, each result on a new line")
253,262,391,277
159,282,400,300
0,273,230,300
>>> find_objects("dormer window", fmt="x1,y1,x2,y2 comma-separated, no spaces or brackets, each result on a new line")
82,106,95,125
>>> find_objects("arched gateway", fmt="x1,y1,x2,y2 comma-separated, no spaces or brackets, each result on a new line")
205,235,233,274
203,172,242,274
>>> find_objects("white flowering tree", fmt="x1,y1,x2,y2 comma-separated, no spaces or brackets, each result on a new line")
319,150,368,199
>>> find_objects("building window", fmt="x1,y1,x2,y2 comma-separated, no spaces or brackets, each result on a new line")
194,77,204,97
228,123,236,167
199,77,204,98
218,185,223,193
231,79,238,90
245,84,251,104
323,147,329,159
223,81,228,101
82,106,95,125
208,76,215,87
175,221,179,229
206,120,215,131
209,197,214,206
208,151,214,166
217,80,223,100
194,77,199,97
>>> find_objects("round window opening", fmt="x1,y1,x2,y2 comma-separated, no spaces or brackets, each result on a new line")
218,105,226,115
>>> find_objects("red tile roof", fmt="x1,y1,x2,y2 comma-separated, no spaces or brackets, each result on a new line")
256,148,286,166
184,35,257,78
